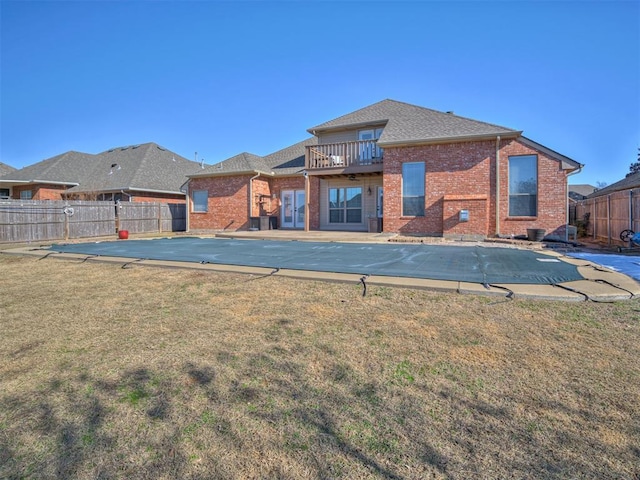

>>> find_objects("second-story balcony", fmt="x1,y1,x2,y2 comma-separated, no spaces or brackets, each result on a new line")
305,140,383,172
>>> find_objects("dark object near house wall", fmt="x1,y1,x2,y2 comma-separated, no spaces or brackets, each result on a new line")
259,216,278,230
527,228,546,241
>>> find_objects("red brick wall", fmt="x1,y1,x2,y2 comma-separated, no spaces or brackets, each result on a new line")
442,195,489,237
187,174,320,232
500,140,568,238
189,175,252,230
383,139,569,237
12,184,68,200
130,192,185,204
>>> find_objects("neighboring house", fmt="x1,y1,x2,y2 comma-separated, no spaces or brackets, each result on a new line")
584,173,640,199
0,143,202,203
0,162,17,198
569,184,596,202
188,99,582,239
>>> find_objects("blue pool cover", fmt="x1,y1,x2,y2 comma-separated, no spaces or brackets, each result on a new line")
568,252,640,282
48,237,584,285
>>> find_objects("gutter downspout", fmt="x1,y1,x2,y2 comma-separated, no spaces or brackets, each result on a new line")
185,182,190,233
249,172,261,222
566,164,584,242
495,136,501,236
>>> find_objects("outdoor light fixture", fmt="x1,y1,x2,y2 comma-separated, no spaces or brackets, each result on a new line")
368,187,372,195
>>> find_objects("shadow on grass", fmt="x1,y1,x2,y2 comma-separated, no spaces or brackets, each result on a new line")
1,351,638,479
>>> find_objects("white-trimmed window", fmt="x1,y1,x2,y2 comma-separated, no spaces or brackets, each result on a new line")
192,190,208,213
329,187,362,223
20,190,33,200
509,155,538,217
402,162,425,216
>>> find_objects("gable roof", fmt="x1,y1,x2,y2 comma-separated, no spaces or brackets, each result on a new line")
308,99,521,146
0,143,202,195
0,151,95,185
192,152,271,177
263,138,316,175
190,138,315,178
65,143,203,195
0,162,16,177
587,173,640,199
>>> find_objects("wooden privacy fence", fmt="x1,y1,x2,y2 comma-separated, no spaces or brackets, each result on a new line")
0,200,186,243
575,188,640,246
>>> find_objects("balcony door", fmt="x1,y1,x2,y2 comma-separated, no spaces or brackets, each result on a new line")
358,128,384,162
281,190,305,229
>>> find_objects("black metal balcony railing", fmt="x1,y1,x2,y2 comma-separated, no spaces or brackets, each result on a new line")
306,140,383,169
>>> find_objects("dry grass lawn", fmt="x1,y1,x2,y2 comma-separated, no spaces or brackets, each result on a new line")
1,253,639,479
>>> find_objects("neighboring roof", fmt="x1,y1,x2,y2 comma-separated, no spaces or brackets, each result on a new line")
0,143,203,195
190,138,315,178
66,143,203,195
586,173,640,199
0,162,16,177
308,99,521,146
569,184,596,202
569,184,596,197
0,151,95,185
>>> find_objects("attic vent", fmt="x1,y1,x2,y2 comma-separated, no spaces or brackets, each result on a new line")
120,147,129,151
132,145,139,149
108,149,115,152
446,111,454,115
157,146,166,151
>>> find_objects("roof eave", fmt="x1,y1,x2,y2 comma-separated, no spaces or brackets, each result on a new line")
187,169,275,179
0,179,80,186
308,119,389,135
518,137,582,171
377,131,522,148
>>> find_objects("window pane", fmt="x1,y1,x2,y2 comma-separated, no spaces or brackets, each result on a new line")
329,188,343,209
402,162,425,216
346,187,362,208
509,155,537,216
346,209,362,223
20,190,32,200
193,190,208,212
329,209,344,223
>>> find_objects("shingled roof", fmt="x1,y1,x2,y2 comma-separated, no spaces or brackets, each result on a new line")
66,143,202,194
0,162,16,177
308,99,521,146
0,143,203,195
0,151,96,185
586,173,640,199
190,138,315,178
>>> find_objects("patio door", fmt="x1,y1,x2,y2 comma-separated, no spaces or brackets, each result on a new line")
281,190,305,229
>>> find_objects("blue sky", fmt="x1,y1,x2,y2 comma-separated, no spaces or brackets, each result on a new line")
1,1,638,187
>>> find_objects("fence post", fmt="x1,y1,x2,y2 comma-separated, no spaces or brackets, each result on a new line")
592,198,596,239
158,203,162,233
64,210,69,240
631,190,634,232
607,194,611,245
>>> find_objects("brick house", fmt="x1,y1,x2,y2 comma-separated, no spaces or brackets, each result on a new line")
188,99,582,239
0,143,202,203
